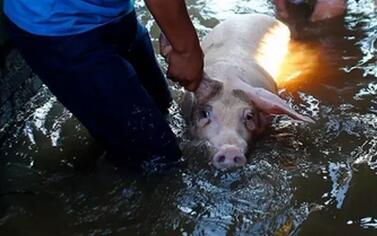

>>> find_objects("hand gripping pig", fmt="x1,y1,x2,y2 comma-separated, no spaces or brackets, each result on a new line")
160,14,314,170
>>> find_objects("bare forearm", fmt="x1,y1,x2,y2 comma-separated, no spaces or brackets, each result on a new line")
145,0,200,53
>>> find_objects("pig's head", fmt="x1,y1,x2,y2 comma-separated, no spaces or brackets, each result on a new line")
182,76,261,170
160,33,313,170
181,74,313,170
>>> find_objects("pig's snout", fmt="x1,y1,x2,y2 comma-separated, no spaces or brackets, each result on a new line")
212,145,246,170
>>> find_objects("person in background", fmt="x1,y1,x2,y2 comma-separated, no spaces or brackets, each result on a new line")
275,0,347,22
3,0,204,172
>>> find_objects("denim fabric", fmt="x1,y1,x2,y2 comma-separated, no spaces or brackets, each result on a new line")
5,11,182,170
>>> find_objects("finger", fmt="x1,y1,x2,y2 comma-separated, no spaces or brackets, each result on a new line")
166,66,178,82
185,81,201,92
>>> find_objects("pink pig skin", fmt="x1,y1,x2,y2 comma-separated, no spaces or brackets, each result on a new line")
161,14,313,170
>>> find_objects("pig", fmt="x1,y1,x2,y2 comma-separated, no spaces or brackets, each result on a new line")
160,14,314,170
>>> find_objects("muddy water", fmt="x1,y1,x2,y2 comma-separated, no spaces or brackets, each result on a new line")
1,0,377,235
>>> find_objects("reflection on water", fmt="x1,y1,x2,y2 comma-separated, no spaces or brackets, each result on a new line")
1,0,377,235
256,21,291,80
275,41,322,87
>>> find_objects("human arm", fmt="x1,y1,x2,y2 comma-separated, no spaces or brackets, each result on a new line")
145,0,203,91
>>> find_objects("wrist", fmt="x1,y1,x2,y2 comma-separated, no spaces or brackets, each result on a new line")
172,37,202,55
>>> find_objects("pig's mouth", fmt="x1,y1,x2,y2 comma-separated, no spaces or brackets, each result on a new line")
210,145,247,170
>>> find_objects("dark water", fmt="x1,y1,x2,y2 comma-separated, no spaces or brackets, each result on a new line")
1,0,377,235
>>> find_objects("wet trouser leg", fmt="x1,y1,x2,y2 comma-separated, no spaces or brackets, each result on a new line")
123,22,173,115
5,12,182,170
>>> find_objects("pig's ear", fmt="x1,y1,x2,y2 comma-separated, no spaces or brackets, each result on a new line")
235,87,314,123
194,73,223,104
159,33,173,58
180,92,195,123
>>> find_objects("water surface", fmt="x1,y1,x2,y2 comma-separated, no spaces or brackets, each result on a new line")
1,0,377,235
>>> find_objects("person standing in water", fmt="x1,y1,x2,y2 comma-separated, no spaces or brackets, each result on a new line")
3,0,204,171
275,0,347,22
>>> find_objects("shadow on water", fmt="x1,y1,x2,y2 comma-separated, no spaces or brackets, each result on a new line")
1,0,377,235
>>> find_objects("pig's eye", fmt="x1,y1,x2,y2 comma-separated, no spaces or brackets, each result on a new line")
196,106,212,127
243,109,257,131
243,109,254,121
199,110,210,119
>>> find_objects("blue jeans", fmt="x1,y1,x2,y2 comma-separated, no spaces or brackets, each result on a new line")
5,11,182,171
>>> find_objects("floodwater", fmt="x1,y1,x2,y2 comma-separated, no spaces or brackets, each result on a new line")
1,0,377,235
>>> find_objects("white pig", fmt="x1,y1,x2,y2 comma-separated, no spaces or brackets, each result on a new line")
160,14,314,170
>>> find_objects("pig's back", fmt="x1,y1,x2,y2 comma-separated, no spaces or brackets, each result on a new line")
202,14,287,92
202,14,280,62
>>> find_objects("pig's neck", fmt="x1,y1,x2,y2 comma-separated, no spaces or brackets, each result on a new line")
204,58,277,93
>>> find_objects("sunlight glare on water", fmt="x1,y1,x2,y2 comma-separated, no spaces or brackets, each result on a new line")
275,40,322,87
